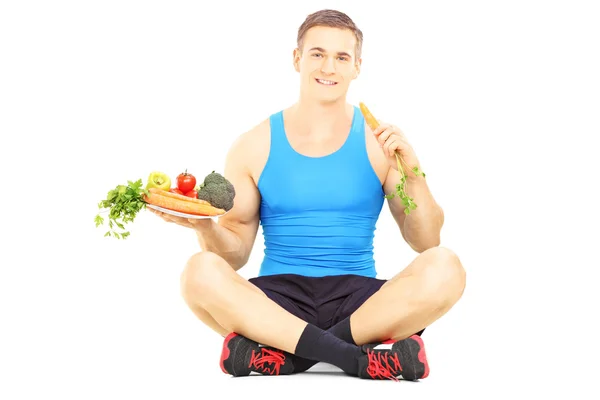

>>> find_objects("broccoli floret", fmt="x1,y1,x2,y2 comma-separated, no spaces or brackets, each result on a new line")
197,172,235,211
202,171,227,187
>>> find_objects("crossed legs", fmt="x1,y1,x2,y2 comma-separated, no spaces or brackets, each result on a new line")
180,251,308,353
350,247,466,345
180,247,466,374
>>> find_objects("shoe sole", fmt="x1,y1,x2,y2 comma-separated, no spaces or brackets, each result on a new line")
412,335,429,379
220,332,251,377
394,335,429,380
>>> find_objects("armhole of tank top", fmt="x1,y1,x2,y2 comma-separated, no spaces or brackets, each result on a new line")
256,113,277,192
356,107,385,190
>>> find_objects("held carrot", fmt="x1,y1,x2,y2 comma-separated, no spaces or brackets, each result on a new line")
144,189,226,216
358,102,426,215
359,102,380,132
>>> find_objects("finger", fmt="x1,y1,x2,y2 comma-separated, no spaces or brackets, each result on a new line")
190,217,212,226
392,125,408,141
377,127,395,145
391,140,405,158
383,136,400,157
156,211,178,223
149,209,168,220
167,215,192,227
191,218,208,227
388,135,410,157
372,122,390,137
187,218,200,228
161,214,175,223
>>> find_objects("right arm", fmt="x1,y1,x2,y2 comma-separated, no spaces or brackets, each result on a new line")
149,123,266,270
194,133,262,270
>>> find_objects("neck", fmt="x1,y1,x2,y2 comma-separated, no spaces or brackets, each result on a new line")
290,96,353,135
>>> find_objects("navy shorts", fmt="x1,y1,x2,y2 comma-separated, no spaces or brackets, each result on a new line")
248,273,387,330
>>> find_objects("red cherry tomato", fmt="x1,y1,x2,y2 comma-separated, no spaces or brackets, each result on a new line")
184,190,197,198
177,170,196,193
169,188,183,195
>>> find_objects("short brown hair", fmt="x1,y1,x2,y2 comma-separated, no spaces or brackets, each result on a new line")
297,9,363,59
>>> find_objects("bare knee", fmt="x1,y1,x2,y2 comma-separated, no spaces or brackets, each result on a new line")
421,246,466,298
180,251,228,307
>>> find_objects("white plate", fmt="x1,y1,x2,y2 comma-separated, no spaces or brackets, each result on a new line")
146,204,228,219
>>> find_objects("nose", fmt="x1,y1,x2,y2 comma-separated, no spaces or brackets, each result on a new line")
320,56,336,74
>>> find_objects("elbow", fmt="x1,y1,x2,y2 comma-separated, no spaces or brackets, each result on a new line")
232,241,254,271
406,221,443,253
402,205,444,253
233,253,250,271
438,205,445,228
402,227,441,254
409,237,441,253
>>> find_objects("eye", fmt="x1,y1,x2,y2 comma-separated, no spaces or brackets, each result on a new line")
337,56,349,62
312,53,322,58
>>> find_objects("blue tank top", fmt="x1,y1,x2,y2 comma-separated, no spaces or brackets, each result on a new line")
256,105,385,278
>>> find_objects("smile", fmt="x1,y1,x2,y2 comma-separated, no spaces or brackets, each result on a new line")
315,78,338,86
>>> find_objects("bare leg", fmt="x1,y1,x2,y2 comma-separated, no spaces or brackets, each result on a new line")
350,246,466,345
180,251,309,354
183,298,229,338
179,263,270,338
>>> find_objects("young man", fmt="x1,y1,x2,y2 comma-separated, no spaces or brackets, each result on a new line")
151,9,466,380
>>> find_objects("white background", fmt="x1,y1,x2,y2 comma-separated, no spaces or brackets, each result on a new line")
2,0,599,398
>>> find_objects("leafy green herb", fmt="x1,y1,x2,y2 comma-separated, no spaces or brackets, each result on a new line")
95,179,148,239
384,153,426,215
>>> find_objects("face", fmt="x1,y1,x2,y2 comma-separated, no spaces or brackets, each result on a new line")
293,26,361,103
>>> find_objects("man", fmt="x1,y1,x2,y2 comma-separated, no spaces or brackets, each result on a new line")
151,9,466,381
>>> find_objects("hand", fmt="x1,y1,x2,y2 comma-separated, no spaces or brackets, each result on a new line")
372,121,421,176
148,208,213,231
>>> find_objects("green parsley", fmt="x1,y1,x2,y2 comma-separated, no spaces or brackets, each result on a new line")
384,153,426,215
95,179,148,239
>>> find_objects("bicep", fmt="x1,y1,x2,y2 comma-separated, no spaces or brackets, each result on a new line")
217,141,261,260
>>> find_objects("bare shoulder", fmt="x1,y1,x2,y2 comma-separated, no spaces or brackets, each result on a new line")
364,122,389,185
226,117,271,185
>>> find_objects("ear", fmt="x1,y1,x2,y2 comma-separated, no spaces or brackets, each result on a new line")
353,57,362,79
293,48,301,72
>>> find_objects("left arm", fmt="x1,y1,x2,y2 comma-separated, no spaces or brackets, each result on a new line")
384,167,444,253
364,103,445,252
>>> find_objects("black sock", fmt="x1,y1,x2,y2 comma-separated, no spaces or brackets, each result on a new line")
292,316,356,372
328,316,356,345
294,323,364,375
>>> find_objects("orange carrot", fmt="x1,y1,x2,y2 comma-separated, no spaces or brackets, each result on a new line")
358,101,426,215
359,102,380,131
144,189,226,216
147,187,211,205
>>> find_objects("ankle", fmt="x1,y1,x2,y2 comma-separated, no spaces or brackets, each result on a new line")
294,323,363,376
327,316,356,345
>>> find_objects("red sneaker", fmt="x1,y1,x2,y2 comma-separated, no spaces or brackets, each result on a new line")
220,332,295,376
358,334,429,381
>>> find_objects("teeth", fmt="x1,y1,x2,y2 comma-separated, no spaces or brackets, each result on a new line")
317,79,336,85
